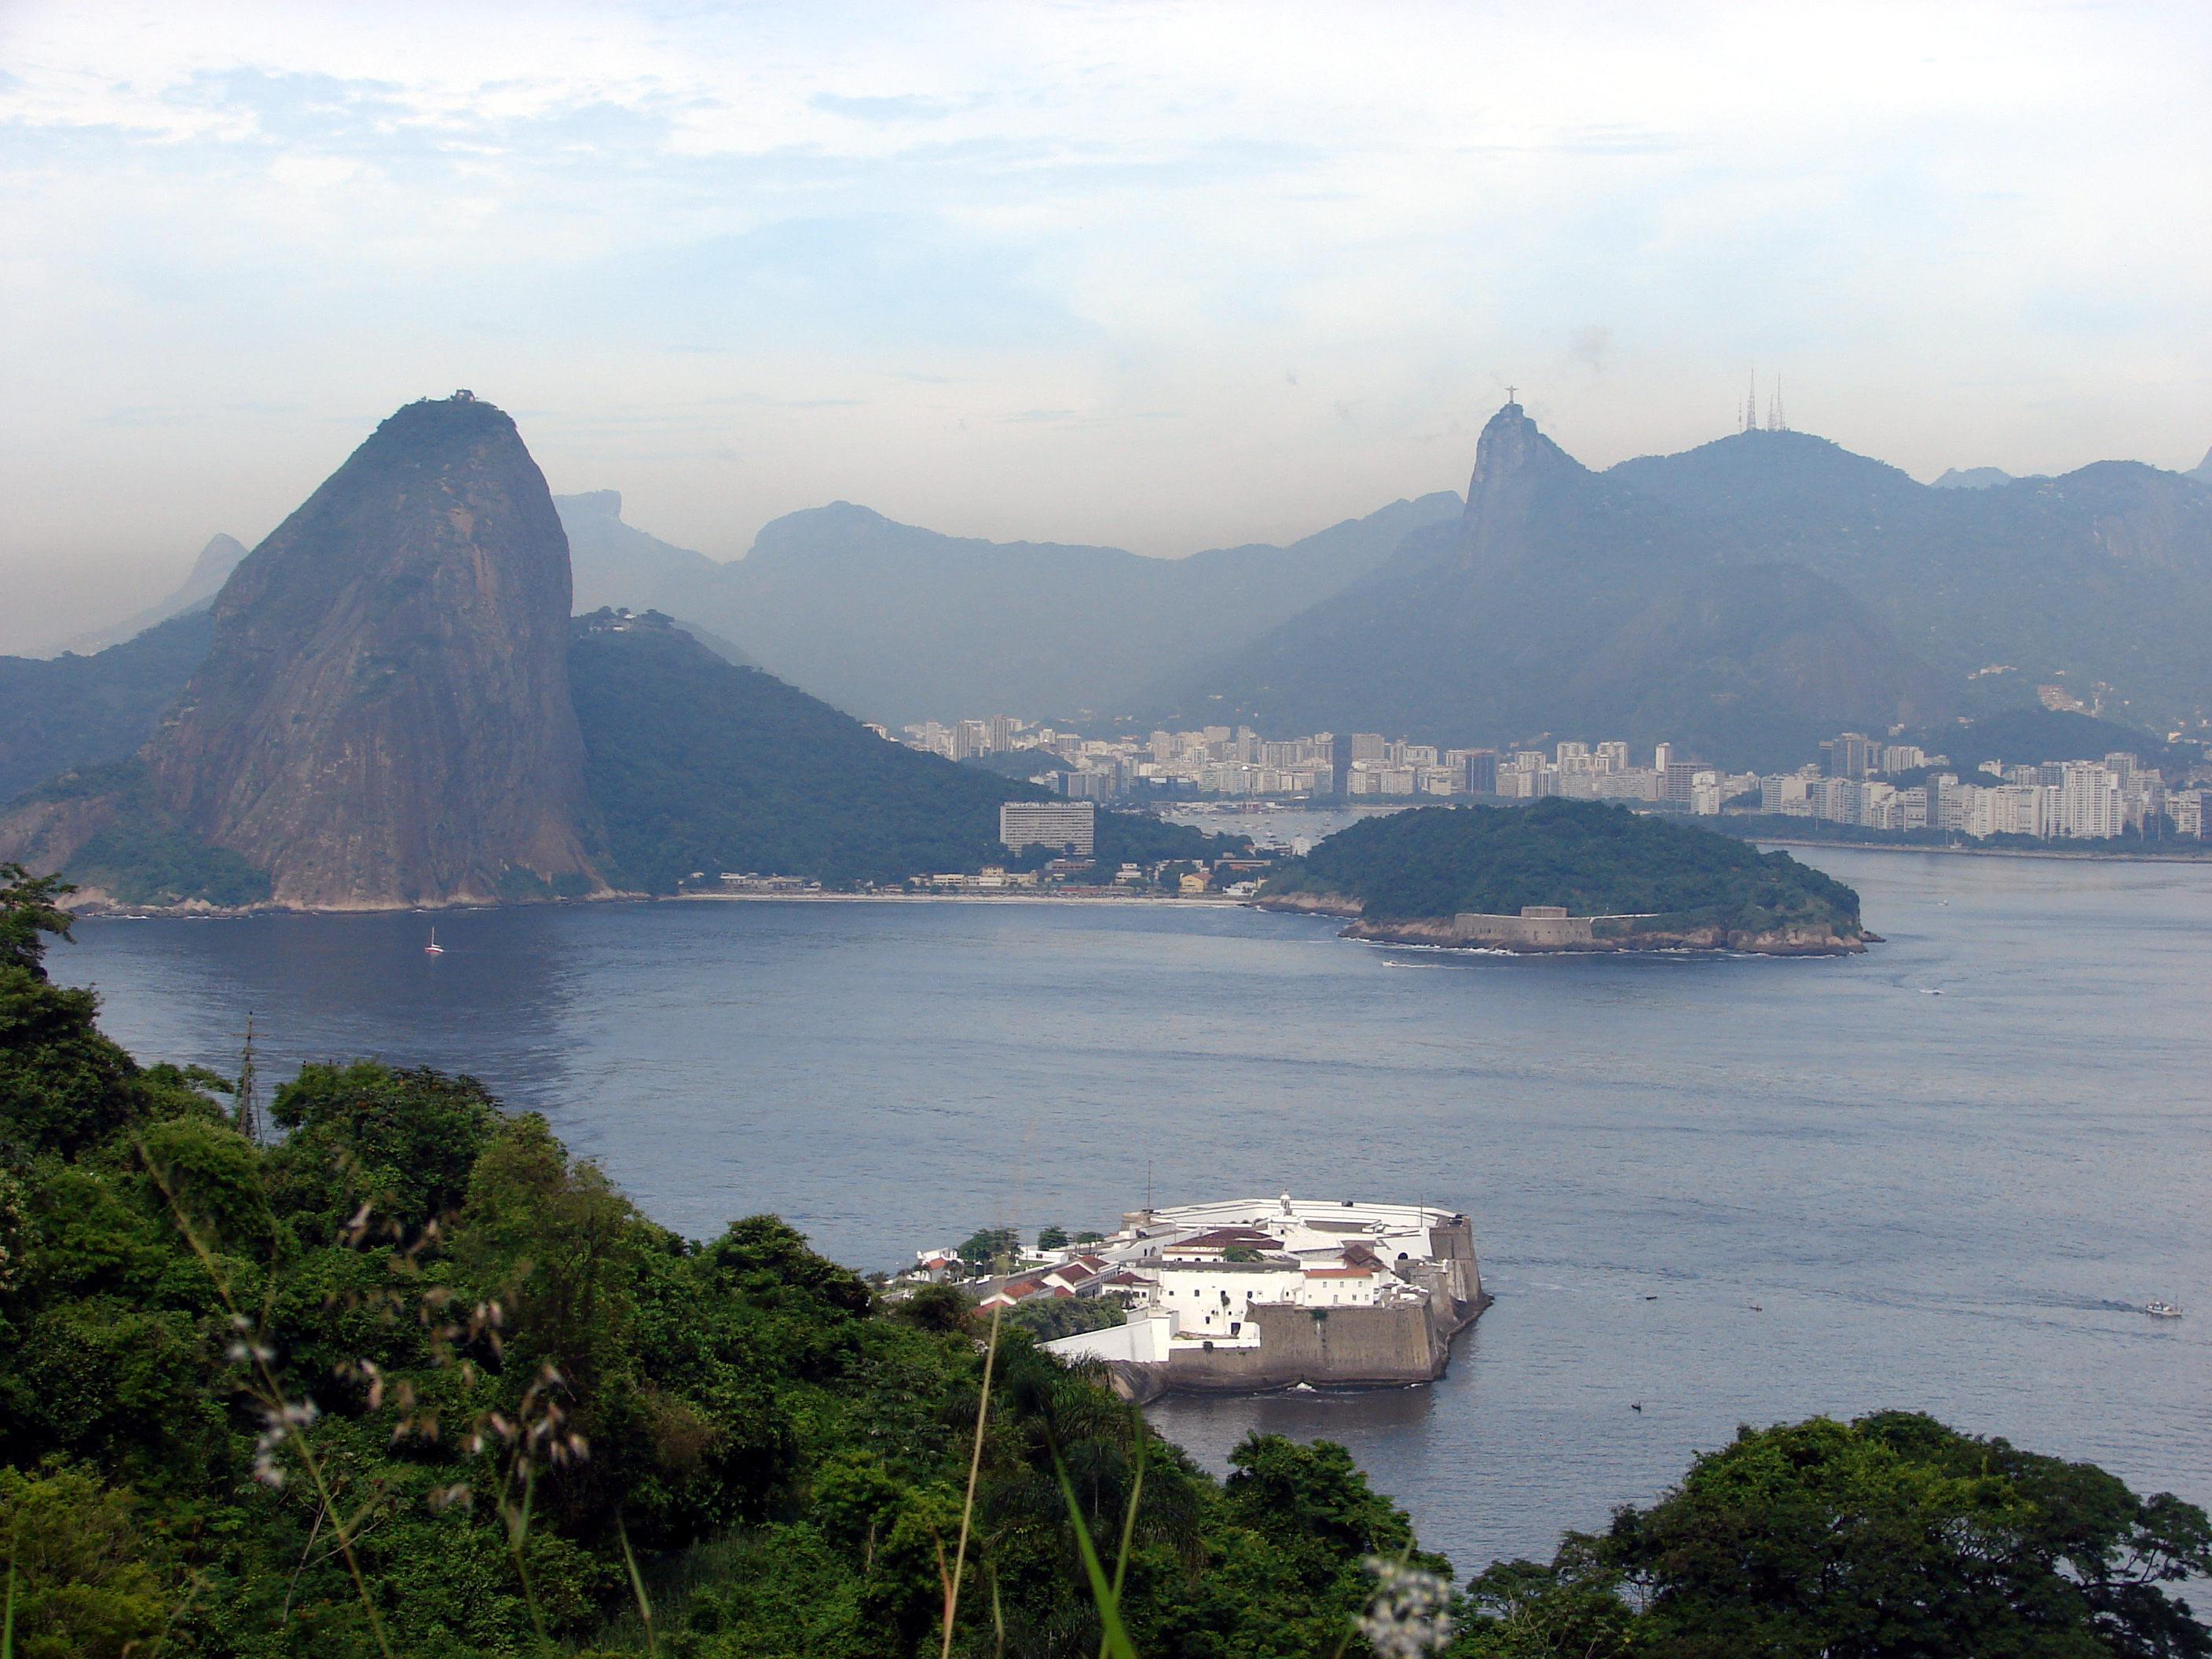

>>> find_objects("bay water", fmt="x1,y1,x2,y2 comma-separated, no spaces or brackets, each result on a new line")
48,847,2210,1574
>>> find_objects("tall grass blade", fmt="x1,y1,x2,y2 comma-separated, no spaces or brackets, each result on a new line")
1052,1446,1140,1659
617,1517,657,1658
940,1298,1005,1657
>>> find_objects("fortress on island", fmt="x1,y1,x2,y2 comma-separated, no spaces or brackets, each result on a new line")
909,1195,1488,1401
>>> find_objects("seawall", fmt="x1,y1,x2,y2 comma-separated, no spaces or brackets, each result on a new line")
1342,915,1866,956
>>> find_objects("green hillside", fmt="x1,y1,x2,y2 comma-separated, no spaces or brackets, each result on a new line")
1933,707,2203,775
1262,798,1862,933
0,611,213,802
569,611,1049,890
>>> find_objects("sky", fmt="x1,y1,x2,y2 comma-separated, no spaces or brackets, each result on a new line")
3,0,2210,653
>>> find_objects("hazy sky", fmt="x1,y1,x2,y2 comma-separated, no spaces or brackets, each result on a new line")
4,0,2209,652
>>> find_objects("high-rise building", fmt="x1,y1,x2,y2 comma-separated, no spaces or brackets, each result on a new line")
2057,764,2124,838
1654,742,1675,774
1449,749,1499,795
1001,800,1097,855
1595,741,1630,773
1823,732,1874,778
1350,732,1388,762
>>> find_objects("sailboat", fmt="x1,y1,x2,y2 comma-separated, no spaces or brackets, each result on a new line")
424,928,445,956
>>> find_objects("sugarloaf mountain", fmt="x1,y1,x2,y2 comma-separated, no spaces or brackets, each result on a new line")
0,393,1038,908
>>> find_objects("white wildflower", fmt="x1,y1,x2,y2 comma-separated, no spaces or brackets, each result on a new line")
1356,1555,1457,1659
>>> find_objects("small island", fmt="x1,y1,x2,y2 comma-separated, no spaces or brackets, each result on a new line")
1258,797,1873,954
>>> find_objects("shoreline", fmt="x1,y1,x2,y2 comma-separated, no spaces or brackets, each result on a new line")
67,888,1258,921
1743,834,2212,865
668,889,1245,906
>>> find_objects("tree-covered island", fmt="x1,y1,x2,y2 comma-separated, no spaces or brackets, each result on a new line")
1259,798,1872,954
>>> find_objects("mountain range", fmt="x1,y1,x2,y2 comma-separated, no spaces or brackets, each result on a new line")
1600,430,2212,727
552,490,1462,726
5,398,2207,845
1155,406,1957,770
539,423,2212,748
0,395,1057,908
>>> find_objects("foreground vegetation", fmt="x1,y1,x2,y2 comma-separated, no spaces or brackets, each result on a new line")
1261,798,1865,934
4,862,2206,1657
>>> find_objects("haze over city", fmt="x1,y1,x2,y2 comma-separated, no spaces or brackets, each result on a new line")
3,0,2209,653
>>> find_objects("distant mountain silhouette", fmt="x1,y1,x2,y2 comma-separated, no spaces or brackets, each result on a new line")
42,533,247,657
565,492,1460,725
1159,405,1952,769
1932,467,2024,489
555,490,722,612
551,493,755,665
1607,430,2212,722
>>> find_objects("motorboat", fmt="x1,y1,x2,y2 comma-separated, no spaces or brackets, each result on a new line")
2144,1302,2183,1319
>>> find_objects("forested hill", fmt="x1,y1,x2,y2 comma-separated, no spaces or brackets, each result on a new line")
569,610,1049,889
1262,798,1863,932
0,610,214,802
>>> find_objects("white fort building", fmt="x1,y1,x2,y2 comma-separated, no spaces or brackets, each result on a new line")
917,1194,1488,1398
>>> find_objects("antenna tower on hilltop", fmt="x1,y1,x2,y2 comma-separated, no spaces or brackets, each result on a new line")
1767,379,1789,431
1741,372,1758,433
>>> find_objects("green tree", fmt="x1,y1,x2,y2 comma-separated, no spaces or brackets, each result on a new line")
957,1225,1020,1272
0,1461,174,1659
1466,1412,2212,1659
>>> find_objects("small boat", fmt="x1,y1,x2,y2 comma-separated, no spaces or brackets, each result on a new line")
2144,1302,2183,1319
424,928,445,956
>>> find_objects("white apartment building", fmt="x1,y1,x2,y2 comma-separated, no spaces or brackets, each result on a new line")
999,800,1097,855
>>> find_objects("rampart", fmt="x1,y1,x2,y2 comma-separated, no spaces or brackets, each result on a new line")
1091,1216,1488,1401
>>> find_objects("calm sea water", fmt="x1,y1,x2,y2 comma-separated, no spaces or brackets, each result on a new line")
49,848,2212,1575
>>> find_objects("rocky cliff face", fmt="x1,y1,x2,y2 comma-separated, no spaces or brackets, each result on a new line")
135,394,605,908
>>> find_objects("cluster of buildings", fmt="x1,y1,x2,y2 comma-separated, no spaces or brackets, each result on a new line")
1754,735,2207,841
888,713,2209,843
901,1195,1487,1394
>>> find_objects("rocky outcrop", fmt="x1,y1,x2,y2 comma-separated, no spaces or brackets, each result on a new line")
1253,889,1362,918
0,790,123,875
1,394,610,910
1341,914,1865,955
